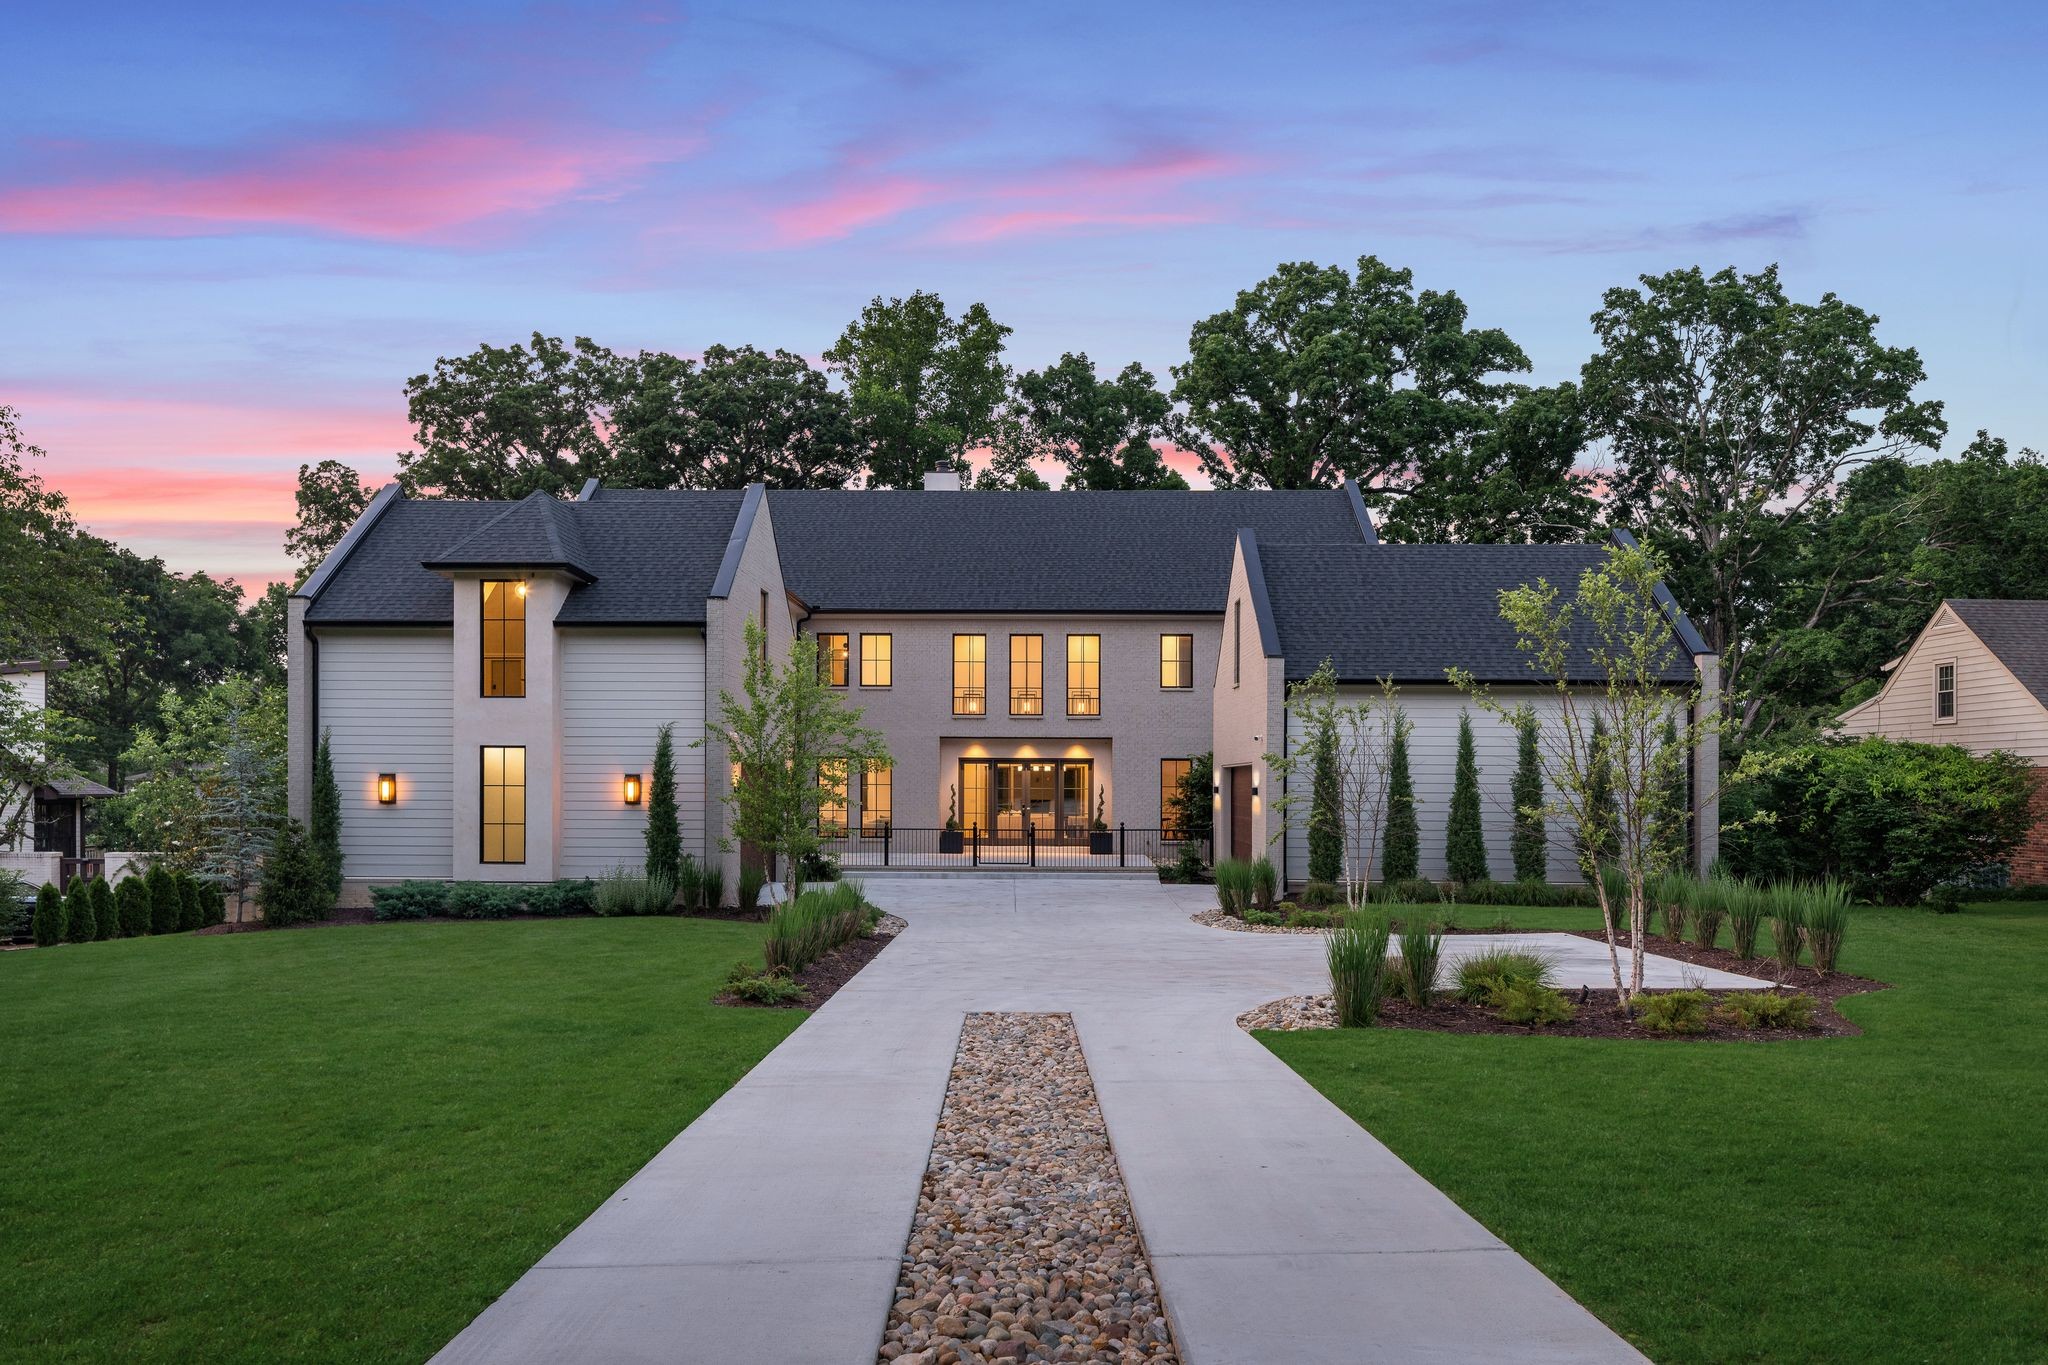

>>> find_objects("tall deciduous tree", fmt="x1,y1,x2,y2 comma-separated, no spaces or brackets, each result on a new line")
1509,709,1547,883
1169,256,1528,495
824,291,1011,488
397,333,621,499
0,404,107,663
610,345,862,490
1581,264,1945,739
1012,354,1187,490
287,460,375,581
1445,712,1488,883
1374,383,1598,544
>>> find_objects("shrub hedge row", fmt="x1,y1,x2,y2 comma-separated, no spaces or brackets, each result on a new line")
370,878,599,921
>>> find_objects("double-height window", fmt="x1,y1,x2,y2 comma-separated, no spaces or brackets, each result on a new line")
1010,634,1043,715
481,580,526,697
953,634,987,715
1067,634,1101,716
1160,633,1194,690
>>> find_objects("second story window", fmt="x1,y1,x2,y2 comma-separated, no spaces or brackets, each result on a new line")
819,633,849,688
1067,634,1101,716
1161,633,1194,689
481,580,526,698
953,634,986,715
1935,661,1957,720
860,632,892,687
1231,600,1241,688
1010,634,1043,715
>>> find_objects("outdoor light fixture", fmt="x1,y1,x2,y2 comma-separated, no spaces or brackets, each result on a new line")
624,773,643,805
1252,778,1260,798
377,774,397,805
514,581,528,598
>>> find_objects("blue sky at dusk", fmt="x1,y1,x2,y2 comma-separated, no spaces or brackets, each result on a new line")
4,0,2042,590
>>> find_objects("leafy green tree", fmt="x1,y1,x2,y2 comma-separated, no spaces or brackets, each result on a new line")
1581,264,1945,739
1374,383,1598,544
286,460,375,582
31,883,65,947
704,619,893,900
1168,752,1214,845
310,729,344,899
1012,354,1187,490
98,674,284,865
115,876,150,937
823,291,1012,488
146,863,181,934
1170,256,1528,494
1306,709,1343,885
610,345,862,490
1445,712,1489,883
240,581,291,686
62,878,94,944
90,876,116,940
258,821,328,927
1509,709,1547,882
644,722,681,886
396,333,621,499
1,405,109,665
1381,712,1419,882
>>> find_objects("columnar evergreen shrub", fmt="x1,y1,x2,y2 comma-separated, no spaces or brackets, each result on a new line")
115,877,151,936
258,821,329,927
1651,715,1688,871
201,882,227,927
177,876,206,932
1575,715,1616,870
1445,712,1488,884
142,864,179,934
31,882,65,946
1306,712,1343,885
62,878,95,944
1509,710,1547,883
91,876,117,939
1381,721,1419,882
644,723,681,887
310,729,345,899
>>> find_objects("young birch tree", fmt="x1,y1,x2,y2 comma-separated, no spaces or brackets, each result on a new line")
1452,542,1716,1004
1268,664,1403,909
704,620,892,901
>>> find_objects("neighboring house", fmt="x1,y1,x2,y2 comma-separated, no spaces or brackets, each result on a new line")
1835,599,2048,883
0,660,121,888
287,466,1720,901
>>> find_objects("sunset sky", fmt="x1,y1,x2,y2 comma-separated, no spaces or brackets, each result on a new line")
5,1,2043,596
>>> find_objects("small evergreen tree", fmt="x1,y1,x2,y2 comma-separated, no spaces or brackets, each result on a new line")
178,875,206,932
1307,712,1343,885
259,821,328,927
1576,715,1616,870
31,882,64,947
1445,711,1489,883
62,878,94,944
91,876,117,940
644,722,681,886
200,702,282,922
1381,711,1419,882
309,729,344,899
200,880,227,927
1650,715,1688,874
146,864,181,934
115,876,151,936
1510,709,1547,882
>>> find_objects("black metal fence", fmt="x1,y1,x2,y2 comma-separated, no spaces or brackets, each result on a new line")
818,823,1210,871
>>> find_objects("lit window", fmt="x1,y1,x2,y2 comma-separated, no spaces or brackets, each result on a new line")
480,746,526,864
818,763,848,834
860,633,892,687
1936,661,1957,720
1161,634,1194,689
1010,634,1043,715
1067,634,1100,716
954,634,986,715
481,581,526,697
1160,758,1192,838
818,633,849,687
862,764,892,834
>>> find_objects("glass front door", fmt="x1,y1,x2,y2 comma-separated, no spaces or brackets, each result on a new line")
962,759,1091,840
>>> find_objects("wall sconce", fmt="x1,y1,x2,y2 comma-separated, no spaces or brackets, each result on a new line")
1251,779,1260,798
514,581,529,599
377,774,397,805
623,773,643,805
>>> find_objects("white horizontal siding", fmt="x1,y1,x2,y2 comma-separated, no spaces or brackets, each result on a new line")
319,631,454,879
559,630,707,879
1837,615,2048,764
1281,687,1599,885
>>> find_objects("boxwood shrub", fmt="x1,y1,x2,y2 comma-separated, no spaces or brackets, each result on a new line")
370,880,450,921
371,878,599,921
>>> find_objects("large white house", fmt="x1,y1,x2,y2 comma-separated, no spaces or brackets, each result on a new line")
286,469,1719,900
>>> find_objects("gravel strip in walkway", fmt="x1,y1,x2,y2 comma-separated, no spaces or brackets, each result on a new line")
878,1013,1178,1365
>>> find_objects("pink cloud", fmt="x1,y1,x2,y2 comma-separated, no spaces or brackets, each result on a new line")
13,388,407,463
767,175,941,245
0,127,698,242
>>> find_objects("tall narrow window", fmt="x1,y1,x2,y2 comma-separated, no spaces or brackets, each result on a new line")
1161,633,1194,689
953,634,987,715
1010,634,1043,715
860,633,892,687
759,590,770,659
1231,600,1241,688
818,633,850,688
862,764,892,833
480,746,526,864
481,580,527,697
1067,634,1101,716
1160,758,1192,838
1935,661,1957,720
818,763,848,834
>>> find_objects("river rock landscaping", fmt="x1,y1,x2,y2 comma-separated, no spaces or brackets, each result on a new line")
877,1012,1178,1365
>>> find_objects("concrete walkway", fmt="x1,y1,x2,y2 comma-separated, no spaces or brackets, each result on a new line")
434,879,1769,1364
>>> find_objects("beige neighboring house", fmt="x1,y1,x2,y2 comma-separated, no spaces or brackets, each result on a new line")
1835,599,2048,883
1,660,124,891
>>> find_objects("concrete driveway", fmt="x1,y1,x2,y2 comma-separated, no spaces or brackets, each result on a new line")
434,877,1765,1364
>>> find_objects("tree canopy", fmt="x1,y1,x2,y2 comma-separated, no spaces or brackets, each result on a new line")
1012,353,1187,490
824,291,1011,488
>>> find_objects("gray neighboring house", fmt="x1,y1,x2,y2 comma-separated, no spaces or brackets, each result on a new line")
287,466,1719,902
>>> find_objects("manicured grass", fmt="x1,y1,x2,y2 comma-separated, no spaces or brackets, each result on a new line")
0,918,802,1364
1264,902,2048,1363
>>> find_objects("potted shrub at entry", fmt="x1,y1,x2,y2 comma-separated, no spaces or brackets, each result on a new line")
940,784,965,854
1089,786,1114,854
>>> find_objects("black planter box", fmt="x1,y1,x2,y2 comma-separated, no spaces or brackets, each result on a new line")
1089,830,1114,855
939,830,965,854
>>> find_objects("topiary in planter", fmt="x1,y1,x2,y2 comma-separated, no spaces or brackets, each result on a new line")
115,876,151,937
31,882,65,947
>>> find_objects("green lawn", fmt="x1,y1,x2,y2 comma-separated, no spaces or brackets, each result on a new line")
1264,901,2048,1363
0,918,802,1365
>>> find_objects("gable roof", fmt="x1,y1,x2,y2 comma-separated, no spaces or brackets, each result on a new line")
422,491,595,581
1945,600,2048,708
766,488,1366,613
1254,541,1698,685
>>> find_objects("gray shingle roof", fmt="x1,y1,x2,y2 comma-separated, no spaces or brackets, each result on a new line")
1948,599,2048,708
553,490,747,624
1256,542,1699,685
766,489,1365,613
423,491,595,580
303,499,513,624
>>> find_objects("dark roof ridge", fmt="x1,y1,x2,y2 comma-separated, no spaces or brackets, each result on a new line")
422,490,596,581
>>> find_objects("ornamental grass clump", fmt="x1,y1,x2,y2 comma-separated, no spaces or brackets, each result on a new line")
675,855,703,914
594,866,649,917
1249,857,1279,914
1804,879,1851,975
1691,886,1727,949
1395,918,1443,1007
1770,883,1806,972
1653,871,1693,941
1213,859,1253,917
1724,877,1764,959
763,881,871,975
1325,911,1394,1027
1454,947,1556,1005
700,862,727,914
738,863,766,912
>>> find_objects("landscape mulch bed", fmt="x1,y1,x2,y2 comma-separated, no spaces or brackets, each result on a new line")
716,913,907,1012
1563,929,1890,1010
